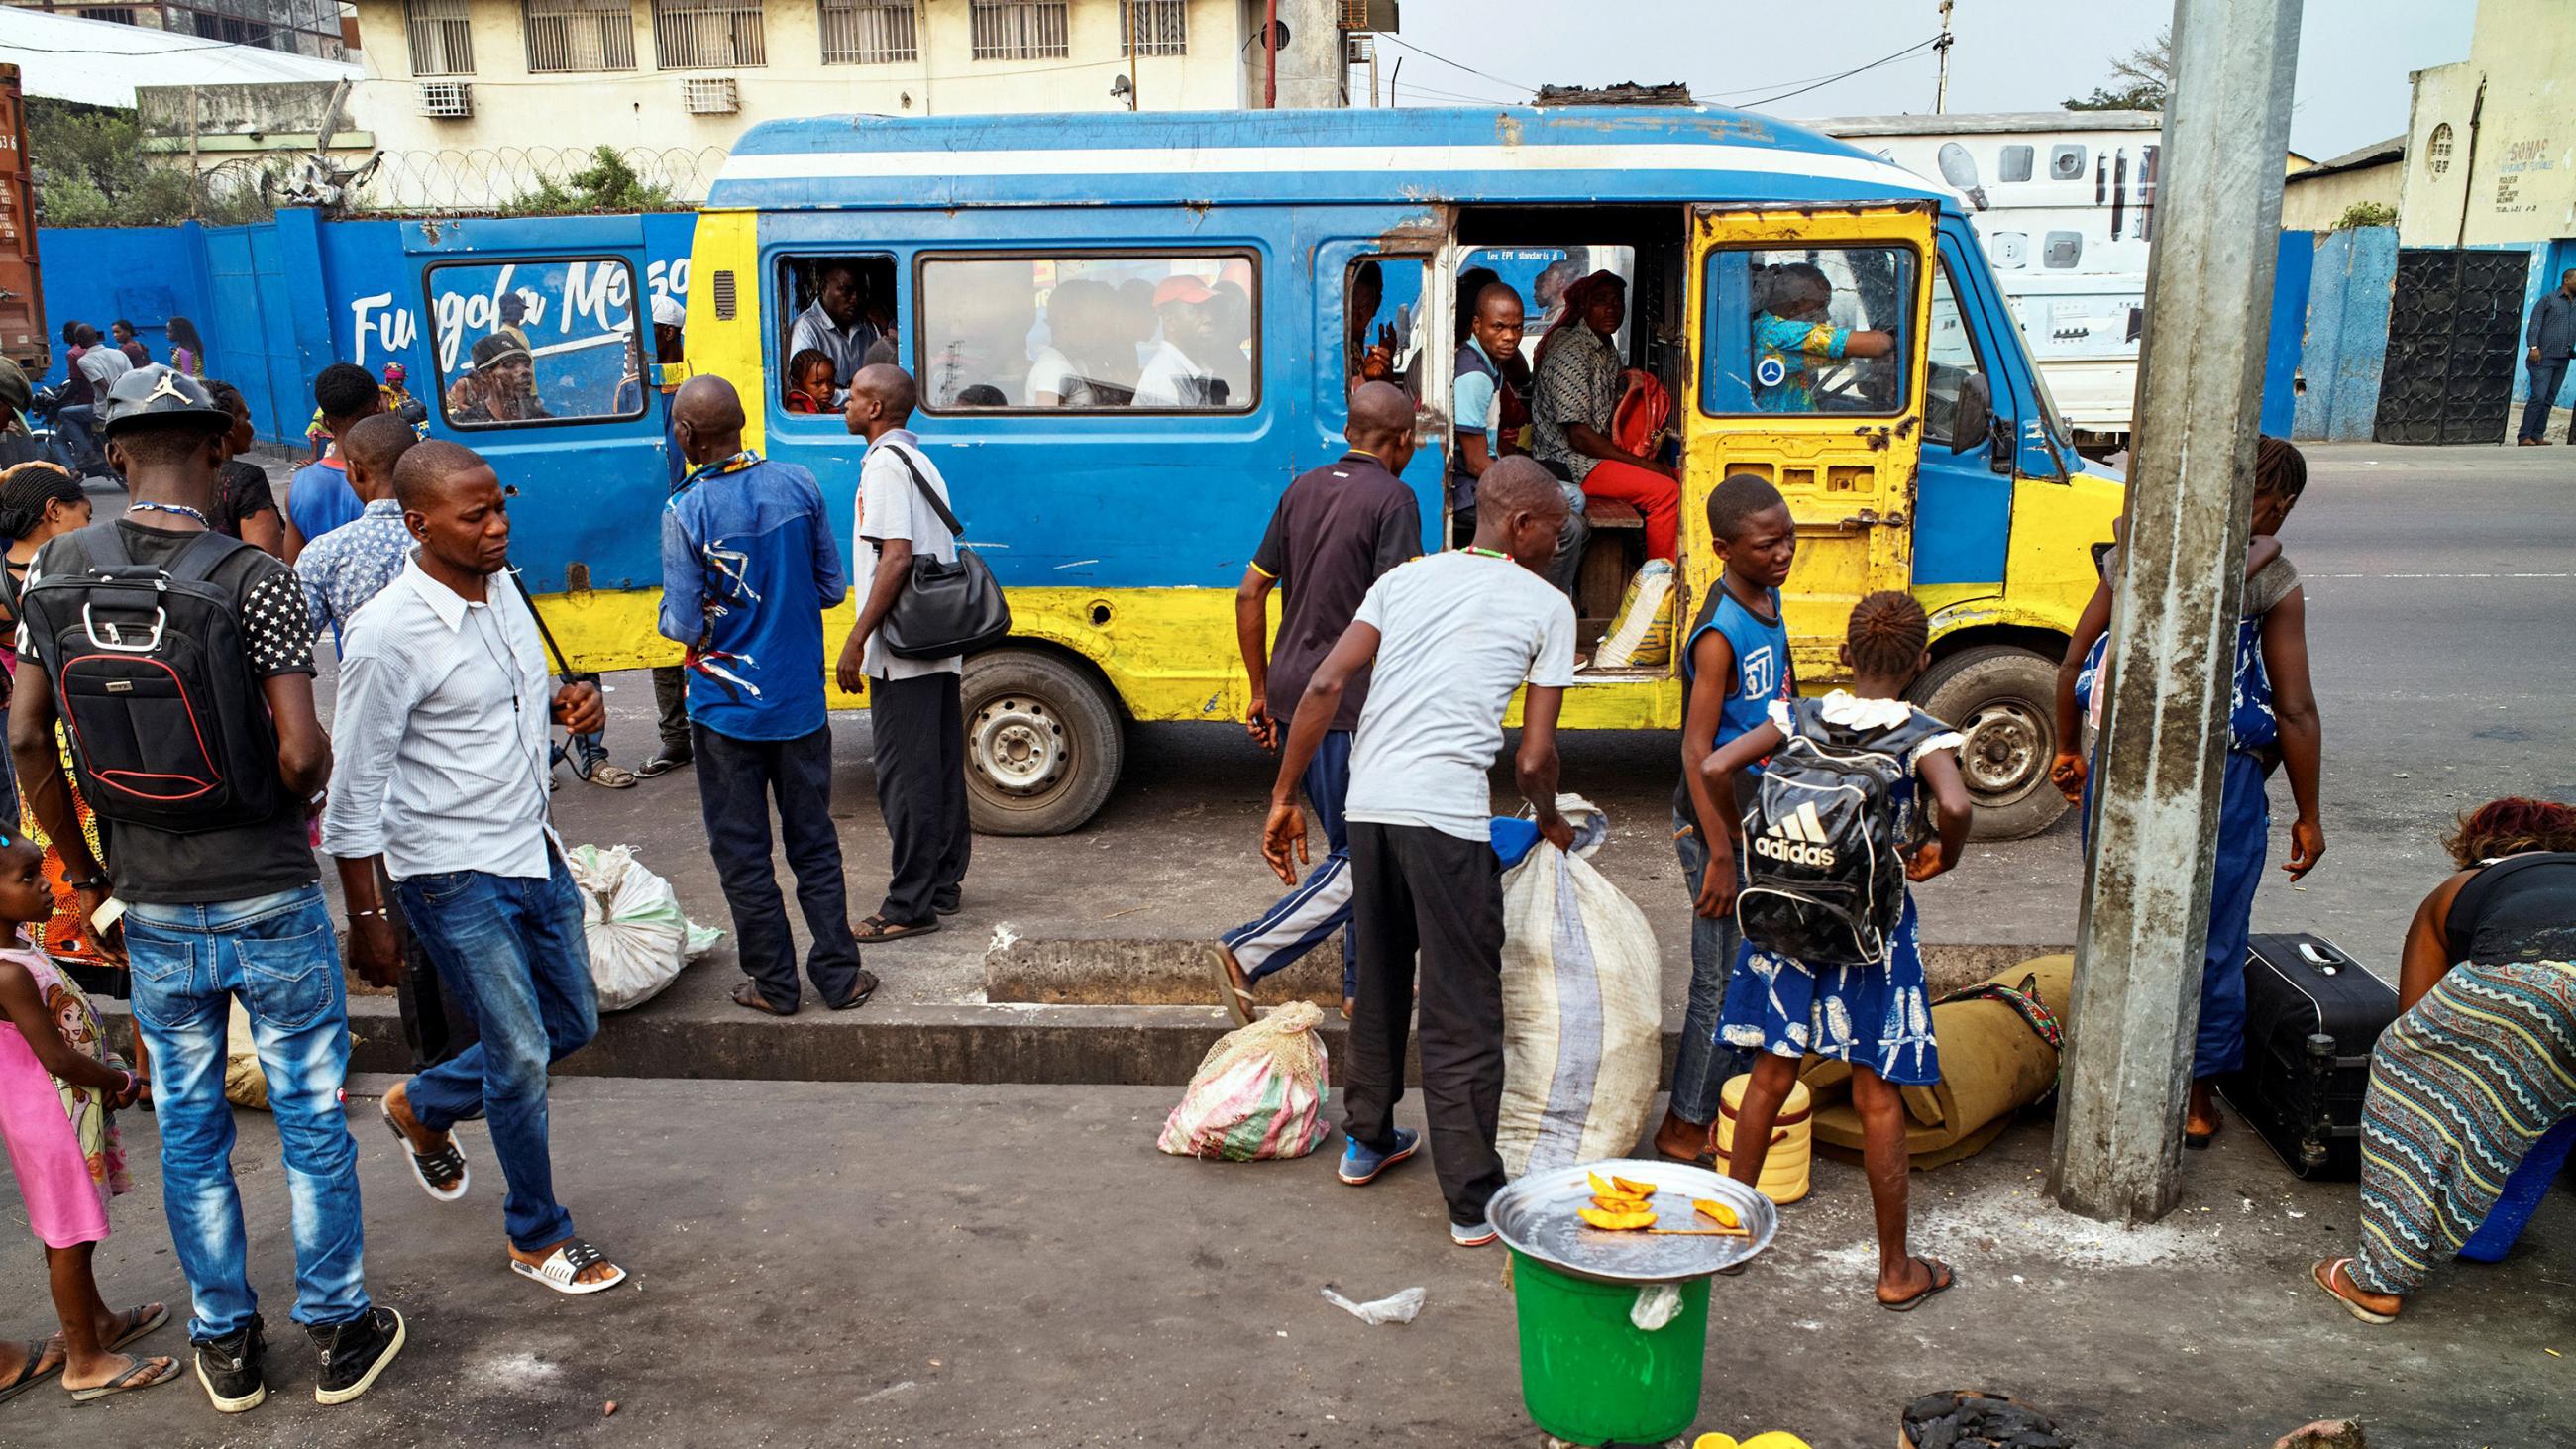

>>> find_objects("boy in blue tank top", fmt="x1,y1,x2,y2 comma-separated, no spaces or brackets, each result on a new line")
1652,474,1799,1164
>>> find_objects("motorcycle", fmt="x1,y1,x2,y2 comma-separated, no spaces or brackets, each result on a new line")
27,380,113,480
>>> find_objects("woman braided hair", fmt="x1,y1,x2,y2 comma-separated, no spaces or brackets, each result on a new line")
0,461,85,544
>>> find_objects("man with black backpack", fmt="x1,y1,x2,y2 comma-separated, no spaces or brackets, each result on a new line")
9,364,405,1411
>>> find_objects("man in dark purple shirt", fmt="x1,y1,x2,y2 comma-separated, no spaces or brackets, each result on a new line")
1210,381,1422,1024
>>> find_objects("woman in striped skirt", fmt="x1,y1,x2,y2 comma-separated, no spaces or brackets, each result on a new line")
2313,798,2576,1323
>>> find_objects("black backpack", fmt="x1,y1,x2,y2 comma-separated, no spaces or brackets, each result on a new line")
16,523,281,833
1737,697,1949,967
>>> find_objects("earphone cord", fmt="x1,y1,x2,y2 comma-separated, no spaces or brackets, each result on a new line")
465,605,554,824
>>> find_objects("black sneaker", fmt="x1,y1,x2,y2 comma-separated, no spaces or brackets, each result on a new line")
310,1306,405,1405
634,747,692,779
194,1314,268,1414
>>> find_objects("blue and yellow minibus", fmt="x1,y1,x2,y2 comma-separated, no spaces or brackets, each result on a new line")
420,106,2121,839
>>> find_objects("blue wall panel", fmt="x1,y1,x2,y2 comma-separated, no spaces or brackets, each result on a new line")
2292,226,2397,442
31,223,206,389
2261,229,2315,439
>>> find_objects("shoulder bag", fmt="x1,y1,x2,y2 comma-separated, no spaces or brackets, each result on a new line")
878,444,1012,660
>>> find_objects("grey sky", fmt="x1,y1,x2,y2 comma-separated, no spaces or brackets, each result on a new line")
1378,1,2474,161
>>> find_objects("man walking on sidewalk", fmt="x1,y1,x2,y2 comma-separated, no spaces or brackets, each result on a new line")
1212,381,1422,1024
1260,457,1578,1247
838,363,971,942
327,439,630,1298
2521,268,2574,446
11,365,404,1411
662,377,877,1014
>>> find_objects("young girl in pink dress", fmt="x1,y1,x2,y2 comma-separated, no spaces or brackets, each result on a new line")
0,832,178,1400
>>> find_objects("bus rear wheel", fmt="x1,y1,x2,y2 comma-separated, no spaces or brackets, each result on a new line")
1912,644,2069,842
960,648,1124,837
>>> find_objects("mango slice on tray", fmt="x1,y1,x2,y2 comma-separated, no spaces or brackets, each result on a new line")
1610,1175,1658,1198
1693,1198,1742,1228
1578,1205,1659,1232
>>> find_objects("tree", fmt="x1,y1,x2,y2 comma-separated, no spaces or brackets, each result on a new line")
506,147,681,217
2066,27,2173,111
2333,200,2397,230
26,97,275,227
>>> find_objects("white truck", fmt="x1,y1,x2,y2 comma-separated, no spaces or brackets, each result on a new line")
1819,110,2163,452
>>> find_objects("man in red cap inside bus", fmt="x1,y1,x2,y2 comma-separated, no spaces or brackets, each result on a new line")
1133,274,1234,409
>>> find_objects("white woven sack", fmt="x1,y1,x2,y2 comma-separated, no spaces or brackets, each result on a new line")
1495,796,1663,1179
569,844,702,1012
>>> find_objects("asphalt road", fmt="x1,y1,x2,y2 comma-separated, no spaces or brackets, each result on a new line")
219,439,2572,1020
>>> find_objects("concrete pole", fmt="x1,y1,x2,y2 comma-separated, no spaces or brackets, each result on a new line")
2047,0,2303,1224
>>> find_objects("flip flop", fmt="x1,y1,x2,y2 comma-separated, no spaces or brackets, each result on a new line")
2185,1105,2223,1151
0,1338,63,1405
1878,1256,1955,1311
732,982,797,1015
826,970,881,1011
1208,944,1255,1027
2311,1257,2397,1325
852,913,939,942
66,1354,180,1401
381,1096,471,1202
105,1303,167,1353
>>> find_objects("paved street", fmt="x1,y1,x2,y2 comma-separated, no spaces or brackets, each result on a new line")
506,441,2576,1023
1,1078,2566,1447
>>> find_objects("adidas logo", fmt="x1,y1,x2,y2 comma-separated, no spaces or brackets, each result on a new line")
1751,802,1836,869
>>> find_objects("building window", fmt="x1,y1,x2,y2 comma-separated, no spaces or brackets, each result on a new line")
1121,0,1184,55
525,0,636,72
2427,122,2453,177
405,0,475,74
653,0,766,68
77,8,140,24
914,252,1259,413
969,0,1066,61
819,0,916,64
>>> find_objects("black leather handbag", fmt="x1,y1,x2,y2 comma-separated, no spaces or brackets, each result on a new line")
878,444,1012,660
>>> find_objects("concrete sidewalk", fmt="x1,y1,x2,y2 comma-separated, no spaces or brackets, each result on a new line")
4,1079,2566,1446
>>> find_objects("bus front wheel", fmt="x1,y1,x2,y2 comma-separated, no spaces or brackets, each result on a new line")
960,648,1125,837
1912,645,2070,842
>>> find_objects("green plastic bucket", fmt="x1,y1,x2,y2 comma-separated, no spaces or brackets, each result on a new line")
1509,1250,1711,1446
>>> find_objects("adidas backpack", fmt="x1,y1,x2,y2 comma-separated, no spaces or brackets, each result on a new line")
1737,697,1949,968
16,523,282,834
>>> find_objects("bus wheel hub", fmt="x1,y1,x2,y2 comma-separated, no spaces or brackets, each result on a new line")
971,696,1065,796
1960,702,2041,798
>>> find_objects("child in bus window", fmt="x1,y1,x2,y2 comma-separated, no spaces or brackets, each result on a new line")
785,349,836,414
1753,263,1894,413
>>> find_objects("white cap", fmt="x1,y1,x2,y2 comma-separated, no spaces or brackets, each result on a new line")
651,295,687,329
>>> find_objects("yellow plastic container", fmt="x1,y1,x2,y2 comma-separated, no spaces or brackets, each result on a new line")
1713,1074,1812,1205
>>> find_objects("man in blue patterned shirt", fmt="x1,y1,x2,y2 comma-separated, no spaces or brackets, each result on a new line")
295,414,420,642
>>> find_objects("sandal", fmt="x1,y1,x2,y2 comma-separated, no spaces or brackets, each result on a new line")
1878,1256,1955,1311
827,969,881,1011
380,1096,470,1202
582,762,640,790
732,982,797,1015
2185,1104,2223,1151
1209,944,1255,1027
0,1337,64,1405
2311,1257,2397,1325
66,1354,180,1401
509,1238,628,1296
852,913,938,942
105,1303,168,1352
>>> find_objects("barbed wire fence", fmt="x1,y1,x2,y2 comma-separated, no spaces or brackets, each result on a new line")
159,145,729,226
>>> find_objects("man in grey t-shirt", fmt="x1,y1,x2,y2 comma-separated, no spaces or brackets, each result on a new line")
1260,458,1578,1247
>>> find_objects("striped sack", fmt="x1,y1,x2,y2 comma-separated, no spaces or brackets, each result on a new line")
1157,1000,1333,1161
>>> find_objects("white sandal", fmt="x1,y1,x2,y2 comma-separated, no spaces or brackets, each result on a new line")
381,1098,470,1203
510,1239,627,1296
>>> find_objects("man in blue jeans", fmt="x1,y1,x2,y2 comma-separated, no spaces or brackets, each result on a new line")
10,365,404,1412
325,439,628,1297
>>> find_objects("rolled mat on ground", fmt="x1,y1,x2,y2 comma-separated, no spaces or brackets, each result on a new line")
1495,797,1663,1179
1157,999,1332,1161
1800,955,2075,1170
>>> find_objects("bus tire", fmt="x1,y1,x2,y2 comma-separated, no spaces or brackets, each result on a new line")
959,648,1124,837
1911,644,2069,842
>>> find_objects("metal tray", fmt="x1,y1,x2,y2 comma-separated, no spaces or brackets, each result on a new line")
1488,1157,1778,1286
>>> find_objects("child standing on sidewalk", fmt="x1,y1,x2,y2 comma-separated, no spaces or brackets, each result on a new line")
1653,474,1796,1164
1697,592,1972,1309
0,833,180,1399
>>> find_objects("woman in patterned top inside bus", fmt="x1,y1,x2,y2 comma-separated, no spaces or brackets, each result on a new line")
2313,798,2576,1324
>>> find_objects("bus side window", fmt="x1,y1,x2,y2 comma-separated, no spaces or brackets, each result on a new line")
1343,256,1424,401
1924,259,1993,456
777,255,899,413
427,257,645,428
1700,246,1914,416
912,253,1261,414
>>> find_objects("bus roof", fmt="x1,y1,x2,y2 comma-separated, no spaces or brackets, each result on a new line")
706,105,1952,215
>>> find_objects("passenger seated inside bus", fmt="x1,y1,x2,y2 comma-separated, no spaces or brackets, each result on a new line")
1025,279,1135,407
784,348,836,414
1531,269,1679,563
781,256,898,405
1135,275,1238,408
913,256,1256,416
1449,281,1529,539
1752,260,1897,412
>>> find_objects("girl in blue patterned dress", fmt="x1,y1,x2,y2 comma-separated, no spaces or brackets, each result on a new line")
1696,592,1974,1310
2050,437,2325,1148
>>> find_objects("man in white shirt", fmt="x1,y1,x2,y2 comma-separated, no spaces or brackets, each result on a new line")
73,322,132,396
1131,275,1231,408
1260,457,1578,1248
323,439,629,1299
788,262,881,396
837,363,971,940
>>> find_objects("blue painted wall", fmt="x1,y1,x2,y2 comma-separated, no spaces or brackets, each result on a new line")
32,223,206,391
2261,229,2315,439
2291,226,2398,443
2513,237,2576,415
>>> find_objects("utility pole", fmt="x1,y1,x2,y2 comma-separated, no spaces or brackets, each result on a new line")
1126,0,1140,111
1934,0,1954,114
2047,0,2304,1224
1263,0,1278,108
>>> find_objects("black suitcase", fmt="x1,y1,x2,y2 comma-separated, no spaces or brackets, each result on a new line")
2219,933,2399,1180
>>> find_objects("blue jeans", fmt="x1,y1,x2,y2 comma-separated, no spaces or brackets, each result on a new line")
1670,807,1752,1126
2197,750,2270,1079
2522,358,2568,443
123,884,372,1340
1223,728,1357,999
397,855,598,1252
